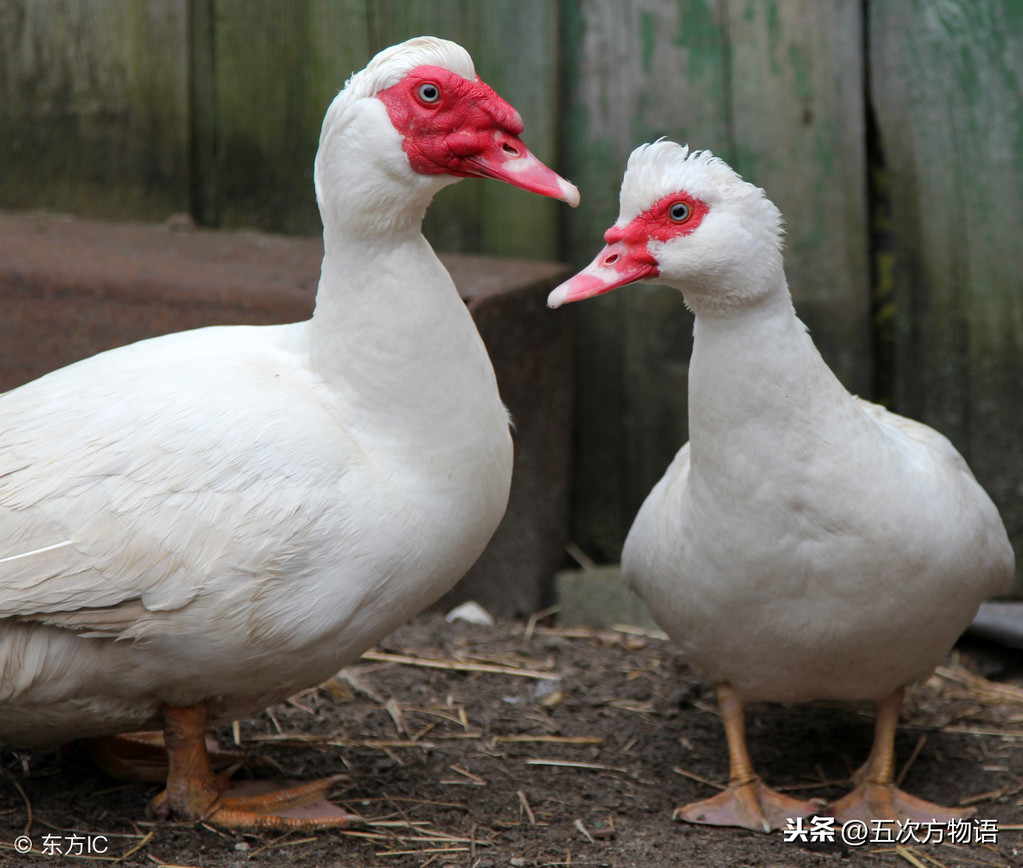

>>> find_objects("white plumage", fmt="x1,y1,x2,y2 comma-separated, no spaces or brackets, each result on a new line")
0,37,577,828
550,140,1013,831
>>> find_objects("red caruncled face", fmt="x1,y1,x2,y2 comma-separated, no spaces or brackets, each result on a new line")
607,190,710,250
546,190,709,307
376,65,579,204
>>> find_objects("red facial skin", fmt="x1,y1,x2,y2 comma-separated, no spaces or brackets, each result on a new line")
376,66,579,204
548,190,709,306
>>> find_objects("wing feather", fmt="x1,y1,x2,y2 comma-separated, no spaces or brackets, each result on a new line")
0,325,350,636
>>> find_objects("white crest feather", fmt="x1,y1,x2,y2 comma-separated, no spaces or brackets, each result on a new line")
618,140,784,245
320,37,476,142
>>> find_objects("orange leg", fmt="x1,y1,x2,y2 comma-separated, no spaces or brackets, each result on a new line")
82,730,245,783
675,684,822,833
829,687,973,823
149,702,362,830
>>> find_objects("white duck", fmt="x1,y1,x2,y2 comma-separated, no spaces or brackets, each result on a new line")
0,36,578,830
549,141,1013,832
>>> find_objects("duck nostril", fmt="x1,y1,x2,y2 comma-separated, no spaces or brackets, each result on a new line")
501,143,519,157
604,253,619,266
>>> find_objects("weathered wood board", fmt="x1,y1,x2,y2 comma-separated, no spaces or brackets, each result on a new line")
205,0,369,234
203,0,563,258
0,0,190,220
871,0,1023,593
1,0,565,258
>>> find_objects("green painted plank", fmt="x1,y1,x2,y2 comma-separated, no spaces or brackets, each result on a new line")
0,0,190,220
472,1,562,261
560,0,731,560
726,0,870,396
210,1,562,256
211,0,368,235
871,0,1023,593
189,0,218,226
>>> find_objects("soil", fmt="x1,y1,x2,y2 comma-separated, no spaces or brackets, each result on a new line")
1,612,1021,868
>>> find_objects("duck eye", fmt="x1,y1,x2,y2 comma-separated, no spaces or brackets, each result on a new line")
669,202,691,222
416,82,441,104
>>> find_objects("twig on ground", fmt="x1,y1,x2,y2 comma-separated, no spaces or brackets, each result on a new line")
495,736,602,745
361,650,558,681
958,784,1010,806
896,733,928,787
385,698,408,737
574,818,594,843
110,830,154,865
672,765,725,791
444,764,486,786
523,605,561,647
517,790,536,825
0,766,33,836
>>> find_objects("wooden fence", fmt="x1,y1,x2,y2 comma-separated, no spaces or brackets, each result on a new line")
1,0,1020,591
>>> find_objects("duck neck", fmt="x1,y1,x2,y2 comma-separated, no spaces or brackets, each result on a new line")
303,204,506,464
686,276,848,466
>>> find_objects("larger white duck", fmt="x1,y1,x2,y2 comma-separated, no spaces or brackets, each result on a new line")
0,37,578,829
549,141,1013,832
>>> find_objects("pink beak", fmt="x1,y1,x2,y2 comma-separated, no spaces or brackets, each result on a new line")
454,129,580,206
547,240,658,308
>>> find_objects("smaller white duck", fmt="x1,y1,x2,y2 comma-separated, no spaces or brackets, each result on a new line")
549,141,1014,832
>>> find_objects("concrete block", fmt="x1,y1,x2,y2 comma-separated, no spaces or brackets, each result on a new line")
554,566,661,631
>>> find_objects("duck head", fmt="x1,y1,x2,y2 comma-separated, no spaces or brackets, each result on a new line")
549,141,785,316
315,37,578,233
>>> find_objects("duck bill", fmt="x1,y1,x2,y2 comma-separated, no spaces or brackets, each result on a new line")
547,243,657,308
456,131,580,206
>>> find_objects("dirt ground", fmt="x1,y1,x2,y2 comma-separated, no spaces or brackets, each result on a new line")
1,612,1021,868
